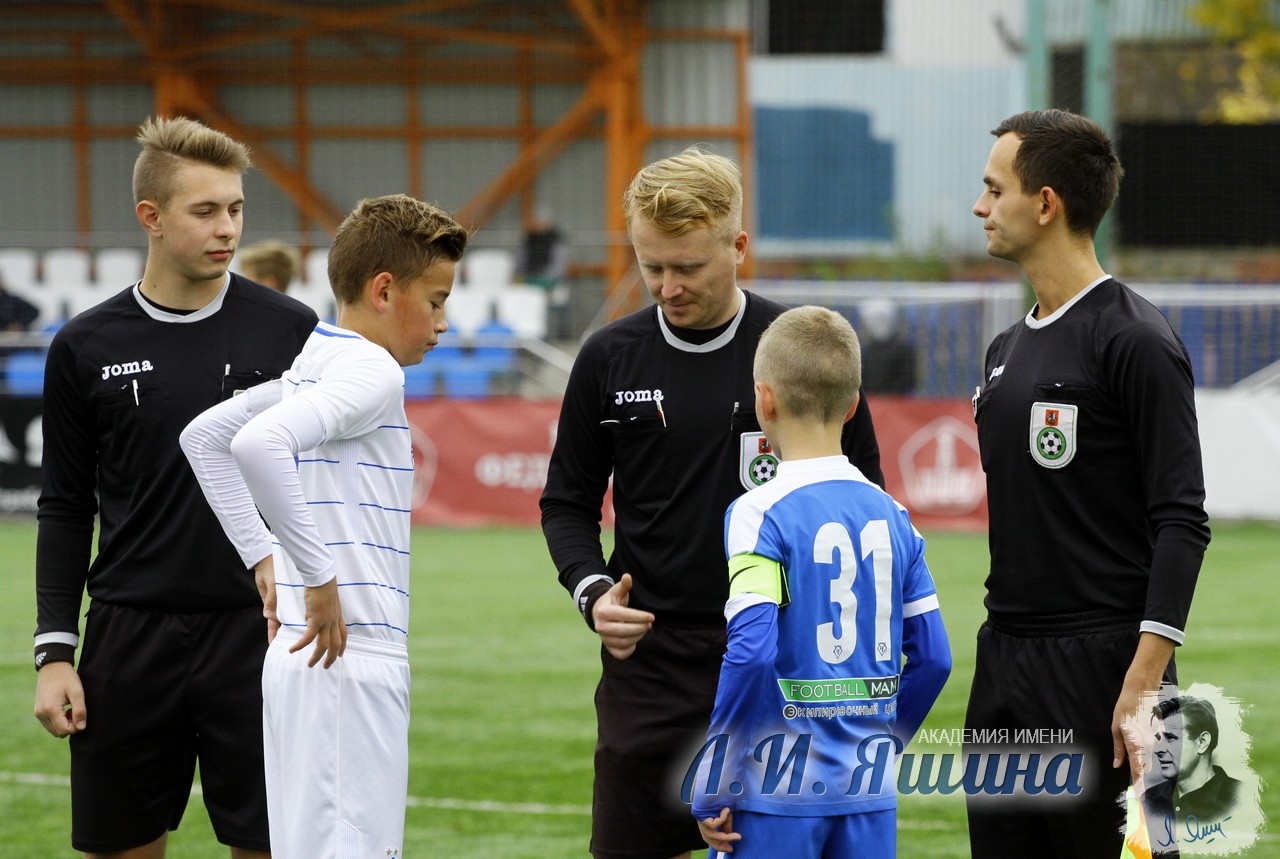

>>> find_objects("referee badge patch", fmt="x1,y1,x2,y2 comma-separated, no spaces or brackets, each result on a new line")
739,432,779,489
1029,402,1077,469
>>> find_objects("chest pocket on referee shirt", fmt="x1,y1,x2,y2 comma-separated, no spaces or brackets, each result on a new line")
96,381,164,477
1029,382,1091,469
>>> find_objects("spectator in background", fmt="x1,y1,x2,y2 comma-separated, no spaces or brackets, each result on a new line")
239,239,301,293
857,298,916,394
0,275,40,332
517,205,570,339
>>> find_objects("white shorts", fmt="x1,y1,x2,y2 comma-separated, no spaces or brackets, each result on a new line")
263,631,411,859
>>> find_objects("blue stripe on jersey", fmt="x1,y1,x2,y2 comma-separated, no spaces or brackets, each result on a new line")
314,325,362,339
361,541,410,555
299,457,340,464
357,461,413,472
360,502,412,513
339,581,410,597
378,424,410,430
306,500,344,506
278,621,408,635
347,621,408,635
278,581,408,597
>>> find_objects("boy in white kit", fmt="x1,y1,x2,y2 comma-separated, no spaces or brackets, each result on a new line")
181,194,468,858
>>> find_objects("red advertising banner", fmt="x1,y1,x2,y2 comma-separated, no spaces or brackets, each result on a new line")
869,396,988,532
405,397,986,532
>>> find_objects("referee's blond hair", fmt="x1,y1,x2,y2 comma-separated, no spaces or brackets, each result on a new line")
755,306,862,423
133,116,251,208
623,146,743,243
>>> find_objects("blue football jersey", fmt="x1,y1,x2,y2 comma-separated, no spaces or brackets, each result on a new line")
688,455,945,819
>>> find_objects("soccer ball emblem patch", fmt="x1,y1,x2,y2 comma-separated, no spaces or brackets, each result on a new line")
1029,402,1077,469
1037,427,1066,459
739,431,778,489
750,454,778,485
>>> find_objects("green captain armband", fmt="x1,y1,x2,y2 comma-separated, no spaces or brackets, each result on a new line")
727,553,789,607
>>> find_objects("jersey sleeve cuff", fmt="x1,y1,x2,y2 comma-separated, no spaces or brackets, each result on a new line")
298,560,338,588
1140,620,1185,645
903,593,940,619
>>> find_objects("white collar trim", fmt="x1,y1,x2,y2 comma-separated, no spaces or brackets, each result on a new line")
656,288,747,353
131,274,230,323
1025,274,1110,329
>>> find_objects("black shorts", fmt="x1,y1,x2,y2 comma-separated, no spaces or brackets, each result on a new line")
963,614,1177,859
591,624,725,859
70,601,270,853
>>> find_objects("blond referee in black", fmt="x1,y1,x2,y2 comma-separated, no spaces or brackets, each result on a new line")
34,117,316,858
541,147,883,859
967,110,1210,857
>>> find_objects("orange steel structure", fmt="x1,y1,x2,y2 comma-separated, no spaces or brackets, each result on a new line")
0,1,752,305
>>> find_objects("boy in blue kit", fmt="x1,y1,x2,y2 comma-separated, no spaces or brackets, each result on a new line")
689,306,952,857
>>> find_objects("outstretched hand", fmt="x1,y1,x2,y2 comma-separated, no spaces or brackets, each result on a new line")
591,573,654,660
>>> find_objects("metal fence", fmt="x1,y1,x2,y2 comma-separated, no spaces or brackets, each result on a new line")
750,280,1280,396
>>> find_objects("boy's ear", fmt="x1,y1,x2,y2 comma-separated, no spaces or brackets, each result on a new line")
367,271,396,312
842,392,861,424
756,381,777,422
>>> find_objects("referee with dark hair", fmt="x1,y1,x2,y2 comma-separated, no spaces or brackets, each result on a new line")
967,109,1210,858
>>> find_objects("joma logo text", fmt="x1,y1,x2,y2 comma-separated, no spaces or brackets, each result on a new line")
101,360,154,380
614,388,663,405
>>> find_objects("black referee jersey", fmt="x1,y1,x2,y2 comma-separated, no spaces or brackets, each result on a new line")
973,277,1210,639
36,275,317,641
541,290,883,625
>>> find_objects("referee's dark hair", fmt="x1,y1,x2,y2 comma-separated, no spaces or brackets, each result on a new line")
992,109,1123,239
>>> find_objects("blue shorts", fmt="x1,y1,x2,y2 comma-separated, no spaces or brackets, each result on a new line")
708,808,896,859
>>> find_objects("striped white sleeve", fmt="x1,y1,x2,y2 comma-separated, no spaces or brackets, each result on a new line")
180,381,283,569
230,395,336,587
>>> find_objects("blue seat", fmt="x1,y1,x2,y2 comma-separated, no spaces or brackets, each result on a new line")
401,361,435,398
473,319,516,374
442,365,492,398
5,350,46,396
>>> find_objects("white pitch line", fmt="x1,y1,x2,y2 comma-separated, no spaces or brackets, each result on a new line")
0,771,966,827
405,795,590,816
0,770,590,817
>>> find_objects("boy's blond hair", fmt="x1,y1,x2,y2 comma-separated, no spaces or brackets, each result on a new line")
238,240,301,292
755,305,862,422
623,146,742,242
132,116,251,207
327,194,469,306
238,240,302,294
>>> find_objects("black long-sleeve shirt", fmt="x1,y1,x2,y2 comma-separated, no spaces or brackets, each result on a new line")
35,276,317,647
973,277,1210,640
540,290,883,626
